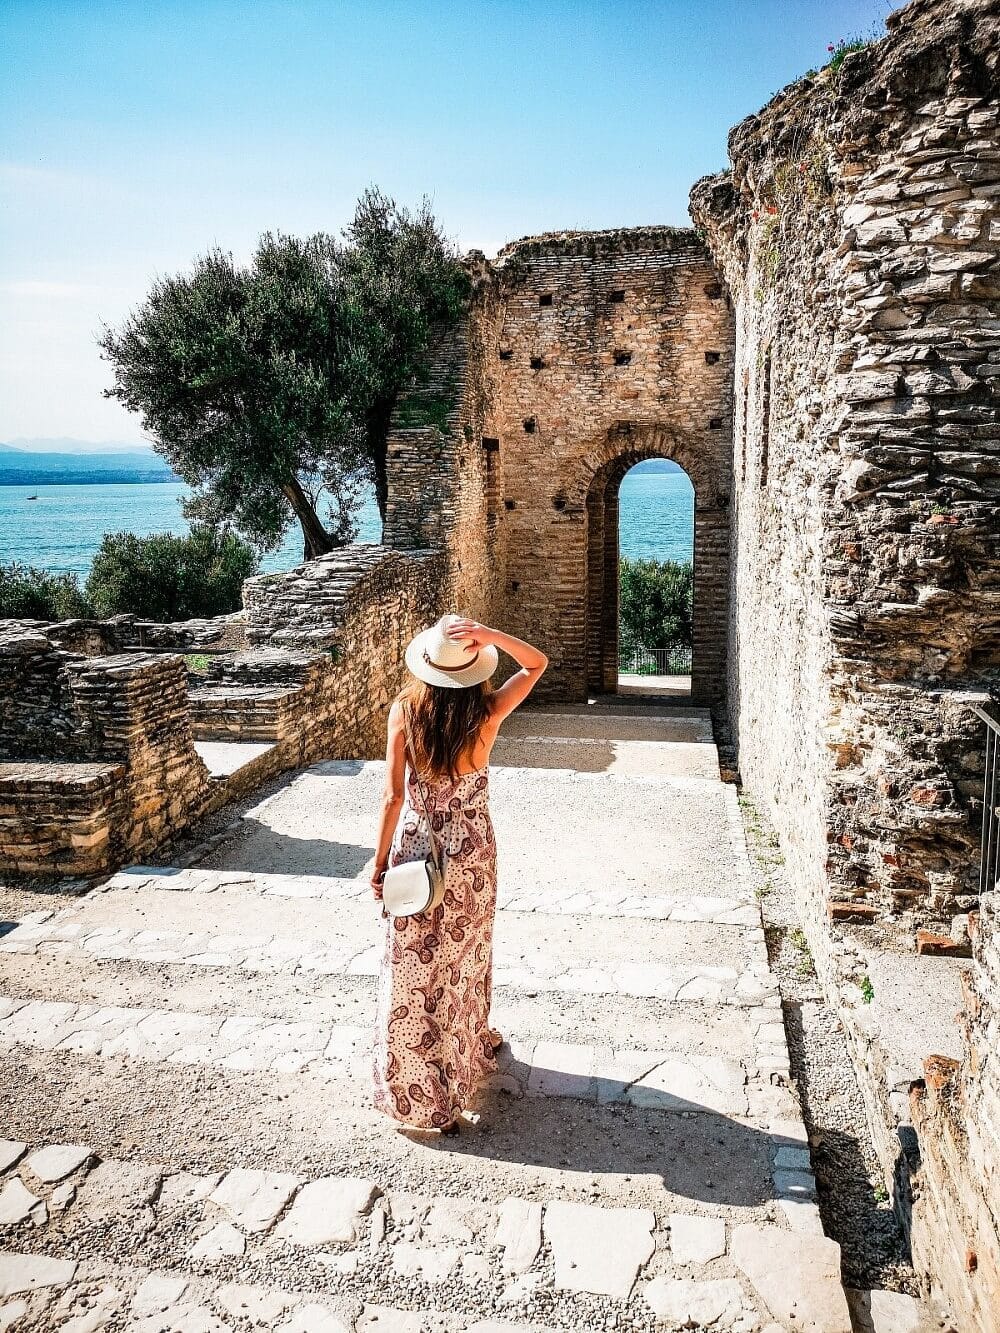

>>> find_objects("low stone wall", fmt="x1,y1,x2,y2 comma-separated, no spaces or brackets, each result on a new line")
0,629,212,877
1,614,243,658
909,894,1000,1331
243,545,448,758
0,761,126,877
1,544,451,877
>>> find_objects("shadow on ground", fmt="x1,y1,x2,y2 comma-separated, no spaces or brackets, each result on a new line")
392,1051,790,1209
205,825,376,877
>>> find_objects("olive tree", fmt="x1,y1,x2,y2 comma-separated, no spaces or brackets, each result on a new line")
100,190,467,560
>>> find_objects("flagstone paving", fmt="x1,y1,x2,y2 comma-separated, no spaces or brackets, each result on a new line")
0,703,851,1331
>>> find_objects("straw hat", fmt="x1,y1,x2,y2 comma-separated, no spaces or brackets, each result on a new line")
404,614,498,689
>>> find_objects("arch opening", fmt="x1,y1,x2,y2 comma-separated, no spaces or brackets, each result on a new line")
582,428,730,707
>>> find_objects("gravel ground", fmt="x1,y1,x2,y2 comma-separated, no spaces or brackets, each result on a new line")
736,791,918,1294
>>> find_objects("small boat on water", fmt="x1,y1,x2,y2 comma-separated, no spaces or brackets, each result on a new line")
26,494,38,501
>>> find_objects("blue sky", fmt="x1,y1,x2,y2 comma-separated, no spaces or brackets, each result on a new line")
2,0,890,442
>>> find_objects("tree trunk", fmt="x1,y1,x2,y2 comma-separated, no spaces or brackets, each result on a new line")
281,476,334,561
368,398,394,523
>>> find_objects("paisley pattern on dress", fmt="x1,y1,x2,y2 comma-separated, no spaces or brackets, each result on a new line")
373,763,498,1128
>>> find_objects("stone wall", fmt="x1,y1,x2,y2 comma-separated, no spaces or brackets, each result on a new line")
383,256,506,631
0,627,211,876
690,0,1000,934
3,614,244,658
689,0,1000,1319
491,229,733,702
909,892,1000,1331
242,545,448,758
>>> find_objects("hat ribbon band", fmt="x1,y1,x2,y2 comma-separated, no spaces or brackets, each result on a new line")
423,646,480,673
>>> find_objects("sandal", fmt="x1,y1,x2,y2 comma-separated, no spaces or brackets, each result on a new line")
487,1028,504,1052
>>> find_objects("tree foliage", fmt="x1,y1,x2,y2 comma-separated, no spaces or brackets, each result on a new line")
99,190,467,560
0,564,91,621
84,526,258,621
619,557,693,648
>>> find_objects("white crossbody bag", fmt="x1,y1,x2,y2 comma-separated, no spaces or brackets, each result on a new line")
381,707,447,918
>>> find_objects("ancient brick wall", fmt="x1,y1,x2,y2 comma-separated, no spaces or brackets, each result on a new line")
483,229,733,702
383,257,506,632
691,0,1000,933
380,231,734,702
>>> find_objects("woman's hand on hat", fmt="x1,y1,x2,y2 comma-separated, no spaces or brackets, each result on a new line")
446,618,490,650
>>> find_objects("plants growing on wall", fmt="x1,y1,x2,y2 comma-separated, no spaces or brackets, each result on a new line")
100,190,468,561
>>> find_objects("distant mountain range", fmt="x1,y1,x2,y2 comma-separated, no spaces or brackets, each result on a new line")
630,458,683,473
0,438,682,487
0,438,177,485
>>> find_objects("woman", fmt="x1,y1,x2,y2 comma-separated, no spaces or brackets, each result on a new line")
371,614,548,1132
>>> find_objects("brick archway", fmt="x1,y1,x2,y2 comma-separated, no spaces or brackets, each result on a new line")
580,424,730,704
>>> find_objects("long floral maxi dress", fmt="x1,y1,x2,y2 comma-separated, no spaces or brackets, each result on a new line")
373,762,499,1128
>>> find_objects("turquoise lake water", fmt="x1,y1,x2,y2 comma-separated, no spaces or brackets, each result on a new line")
0,467,694,577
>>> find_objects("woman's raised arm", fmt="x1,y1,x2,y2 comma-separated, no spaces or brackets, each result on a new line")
445,619,548,723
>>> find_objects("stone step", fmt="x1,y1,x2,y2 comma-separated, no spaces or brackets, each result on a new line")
502,711,714,744
101,864,761,926
526,699,710,718
1,890,774,1006
0,994,789,1113
0,1133,849,1329
492,710,719,779
5,1035,803,1214
0,944,766,1054
492,734,720,779
195,762,743,903
0,1247,566,1333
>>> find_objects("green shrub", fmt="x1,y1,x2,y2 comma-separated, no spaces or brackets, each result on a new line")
826,35,873,73
85,525,258,621
0,563,91,621
619,556,693,650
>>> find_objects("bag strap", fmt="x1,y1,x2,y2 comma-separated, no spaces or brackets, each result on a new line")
401,704,444,873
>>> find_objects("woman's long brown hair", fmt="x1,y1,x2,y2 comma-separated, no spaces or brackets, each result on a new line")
397,678,493,780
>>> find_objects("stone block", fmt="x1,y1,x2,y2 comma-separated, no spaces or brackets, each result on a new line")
544,1200,655,1299
273,1176,379,1246
668,1212,727,1264
731,1224,851,1331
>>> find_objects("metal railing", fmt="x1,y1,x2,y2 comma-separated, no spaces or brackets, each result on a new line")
618,641,692,677
973,703,1000,897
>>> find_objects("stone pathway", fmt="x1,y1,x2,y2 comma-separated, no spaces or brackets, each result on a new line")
0,704,852,1331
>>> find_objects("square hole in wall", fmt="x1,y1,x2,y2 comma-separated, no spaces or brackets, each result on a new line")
511,580,520,592
609,289,625,303
530,356,545,371
523,417,536,434
613,350,632,366
709,417,723,430
539,293,553,307
499,349,513,361
552,496,567,511
482,437,500,452
705,350,721,364
704,282,723,300
504,499,516,511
